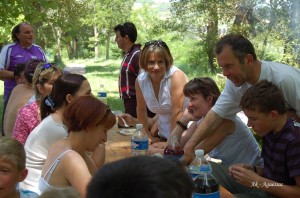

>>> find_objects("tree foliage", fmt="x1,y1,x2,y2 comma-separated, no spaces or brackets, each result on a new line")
170,0,300,71
0,0,299,69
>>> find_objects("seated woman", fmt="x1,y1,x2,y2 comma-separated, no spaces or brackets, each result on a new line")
150,77,263,167
20,74,92,194
39,95,116,197
12,62,62,144
136,40,189,142
3,60,41,137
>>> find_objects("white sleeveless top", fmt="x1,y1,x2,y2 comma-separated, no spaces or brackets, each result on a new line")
137,66,189,139
39,150,74,194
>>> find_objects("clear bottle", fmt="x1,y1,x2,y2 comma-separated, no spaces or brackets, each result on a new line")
189,149,205,181
193,157,220,198
97,84,107,105
131,124,148,156
163,136,184,162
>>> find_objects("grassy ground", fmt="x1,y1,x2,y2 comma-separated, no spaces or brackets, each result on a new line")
83,59,124,112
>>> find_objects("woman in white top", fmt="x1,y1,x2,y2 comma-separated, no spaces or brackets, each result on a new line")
20,74,92,194
39,95,116,197
136,40,189,141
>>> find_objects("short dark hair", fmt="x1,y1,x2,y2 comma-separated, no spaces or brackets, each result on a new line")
240,80,287,114
40,74,87,120
183,77,220,106
114,22,137,43
24,59,43,83
14,63,26,77
87,156,194,198
215,34,257,64
11,22,31,43
63,95,116,132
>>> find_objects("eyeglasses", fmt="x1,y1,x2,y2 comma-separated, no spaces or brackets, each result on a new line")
144,40,168,48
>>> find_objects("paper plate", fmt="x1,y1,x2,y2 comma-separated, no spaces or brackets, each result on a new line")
119,128,136,136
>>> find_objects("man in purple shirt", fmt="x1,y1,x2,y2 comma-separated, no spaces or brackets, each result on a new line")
0,22,47,136
0,22,47,106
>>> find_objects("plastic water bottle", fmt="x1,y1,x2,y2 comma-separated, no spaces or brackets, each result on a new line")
194,157,220,198
97,84,107,105
189,149,205,181
131,124,148,156
163,136,184,162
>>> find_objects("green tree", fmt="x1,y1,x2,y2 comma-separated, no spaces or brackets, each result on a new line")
82,0,135,60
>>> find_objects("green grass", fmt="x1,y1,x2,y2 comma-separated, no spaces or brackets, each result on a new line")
83,58,124,112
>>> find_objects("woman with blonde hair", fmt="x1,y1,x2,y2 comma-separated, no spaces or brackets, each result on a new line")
12,62,62,144
136,40,189,142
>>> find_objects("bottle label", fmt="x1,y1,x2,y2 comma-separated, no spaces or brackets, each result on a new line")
163,154,183,162
193,191,220,198
131,140,148,150
98,92,107,97
200,164,212,172
190,173,199,181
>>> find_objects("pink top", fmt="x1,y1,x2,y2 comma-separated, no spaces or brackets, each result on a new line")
12,101,40,144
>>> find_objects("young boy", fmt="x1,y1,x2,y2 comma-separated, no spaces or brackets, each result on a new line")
212,80,300,197
0,137,38,198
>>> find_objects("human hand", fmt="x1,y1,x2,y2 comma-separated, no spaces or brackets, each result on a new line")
152,142,167,149
148,135,161,144
182,108,197,123
228,164,261,187
148,144,164,155
182,145,195,165
118,114,136,127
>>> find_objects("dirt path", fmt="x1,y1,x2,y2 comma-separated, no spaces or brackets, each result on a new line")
63,63,86,75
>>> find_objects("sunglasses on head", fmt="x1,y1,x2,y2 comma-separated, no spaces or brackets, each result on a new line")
41,63,55,71
144,40,168,48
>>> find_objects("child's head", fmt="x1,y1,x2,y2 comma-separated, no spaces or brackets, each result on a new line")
14,63,26,84
87,156,194,198
0,137,28,196
240,80,287,136
24,59,43,84
183,77,220,119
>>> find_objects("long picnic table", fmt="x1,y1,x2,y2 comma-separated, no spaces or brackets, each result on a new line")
105,124,234,198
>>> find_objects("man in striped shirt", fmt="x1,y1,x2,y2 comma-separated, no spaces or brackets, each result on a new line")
114,22,141,118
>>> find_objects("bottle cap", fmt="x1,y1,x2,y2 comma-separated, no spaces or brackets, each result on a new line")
195,149,204,156
136,124,143,129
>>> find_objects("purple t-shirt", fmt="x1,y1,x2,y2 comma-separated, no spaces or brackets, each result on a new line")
0,42,47,100
262,118,300,185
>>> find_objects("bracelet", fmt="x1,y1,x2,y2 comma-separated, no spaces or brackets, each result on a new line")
253,166,257,173
176,120,187,130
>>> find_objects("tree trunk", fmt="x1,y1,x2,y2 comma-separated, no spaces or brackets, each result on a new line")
94,24,99,59
73,37,78,59
289,0,300,66
106,31,111,60
205,5,218,72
